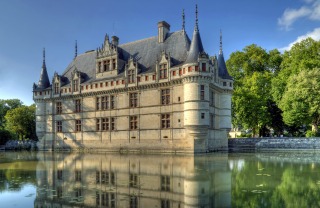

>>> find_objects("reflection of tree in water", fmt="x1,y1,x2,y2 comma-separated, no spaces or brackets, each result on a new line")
232,157,320,208
0,161,37,193
271,168,320,208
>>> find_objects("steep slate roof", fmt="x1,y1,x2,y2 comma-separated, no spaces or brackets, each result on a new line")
218,53,232,80
37,49,50,89
60,30,191,84
185,25,204,64
217,32,232,80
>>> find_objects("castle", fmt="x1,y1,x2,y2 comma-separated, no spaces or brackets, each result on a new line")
33,7,233,153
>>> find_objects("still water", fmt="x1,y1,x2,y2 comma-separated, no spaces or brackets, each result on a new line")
1,151,320,208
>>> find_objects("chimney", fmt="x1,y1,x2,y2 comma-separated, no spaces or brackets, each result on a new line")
111,36,119,46
158,21,170,43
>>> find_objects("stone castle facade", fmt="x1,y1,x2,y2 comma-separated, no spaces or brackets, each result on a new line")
33,8,233,153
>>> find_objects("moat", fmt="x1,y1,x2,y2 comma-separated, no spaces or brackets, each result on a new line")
1,151,320,207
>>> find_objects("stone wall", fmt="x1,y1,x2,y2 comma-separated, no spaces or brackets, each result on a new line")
228,137,320,151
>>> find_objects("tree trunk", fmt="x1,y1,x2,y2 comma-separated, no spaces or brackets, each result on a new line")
312,123,318,133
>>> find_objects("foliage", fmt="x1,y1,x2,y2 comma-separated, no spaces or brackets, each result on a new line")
279,69,320,133
0,99,22,129
5,104,36,140
272,38,320,104
227,44,283,136
0,129,14,145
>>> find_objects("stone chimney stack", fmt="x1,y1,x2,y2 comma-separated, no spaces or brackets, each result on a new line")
111,36,119,46
158,21,170,43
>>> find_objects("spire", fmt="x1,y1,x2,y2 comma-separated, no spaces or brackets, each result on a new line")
182,9,185,32
219,30,223,55
37,48,50,89
217,33,232,80
42,48,46,69
75,40,78,58
195,4,199,31
185,4,205,64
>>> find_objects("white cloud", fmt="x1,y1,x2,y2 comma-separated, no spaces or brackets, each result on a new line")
310,1,320,20
279,27,320,51
303,0,315,3
278,6,312,30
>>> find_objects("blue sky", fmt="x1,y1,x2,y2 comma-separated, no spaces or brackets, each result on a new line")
0,0,319,105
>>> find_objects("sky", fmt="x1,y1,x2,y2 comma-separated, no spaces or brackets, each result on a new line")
0,0,320,105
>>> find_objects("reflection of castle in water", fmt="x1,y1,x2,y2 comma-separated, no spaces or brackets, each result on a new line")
34,153,231,208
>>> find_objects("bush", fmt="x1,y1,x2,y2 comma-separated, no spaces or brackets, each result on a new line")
305,130,320,137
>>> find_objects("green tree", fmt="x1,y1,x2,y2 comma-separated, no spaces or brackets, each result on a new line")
279,69,320,133
5,104,36,140
227,44,284,136
0,99,23,129
272,38,320,104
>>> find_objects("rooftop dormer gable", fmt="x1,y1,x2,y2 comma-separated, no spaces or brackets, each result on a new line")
97,34,118,59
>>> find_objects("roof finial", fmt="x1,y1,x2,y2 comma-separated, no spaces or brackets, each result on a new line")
75,40,78,58
219,30,223,55
42,48,46,68
195,4,199,31
182,9,185,32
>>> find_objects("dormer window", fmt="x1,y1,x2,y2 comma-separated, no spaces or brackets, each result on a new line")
160,64,167,79
128,69,135,83
54,83,59,94
103,61,108,71
112,59,116,70
73,79,79,92
202,63,206,72
98,62,101,73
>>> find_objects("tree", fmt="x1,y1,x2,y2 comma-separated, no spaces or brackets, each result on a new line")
227,44,283,136
5,104,36,140
279,69,320,134
0,99,23,129
272,38,320,104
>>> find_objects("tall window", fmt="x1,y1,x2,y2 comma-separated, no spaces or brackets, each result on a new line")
56,102,62,114
112,59,116,70
75,120,81,132
161,199,170,208
111,117,115,130
128,69,135,83
161,89,170,105
102,118,109,131
101,96,108,110
202,63,206,72
57,121,62,132
103,60,110,71
130,116,138,130
98,62,101,73
75,99,81,112
130,93,138,108
96,119,101,131
73,79,79,92
130,195,138,208
57,169,63,180
210,91,215,106
160,64,167,79
161,114,170,129
210,113,214,129
75,170,81,182
200,85,205,100
54,83,59,94
161,175,170,191
110,95,115,109
130,174,138,187
96,97,100,110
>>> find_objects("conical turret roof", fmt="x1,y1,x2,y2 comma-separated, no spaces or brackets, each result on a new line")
37,48,50,89
218,32,232,80
185,5,205,64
